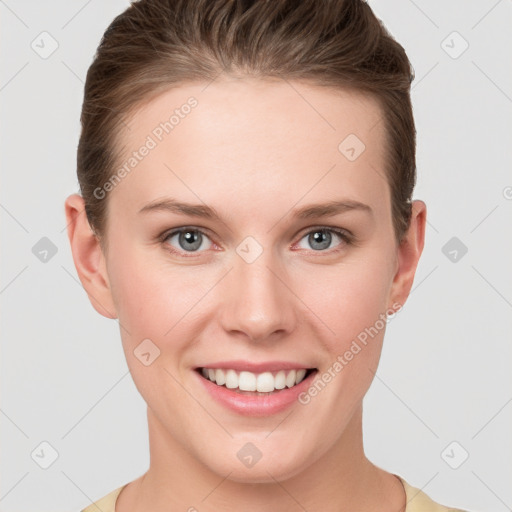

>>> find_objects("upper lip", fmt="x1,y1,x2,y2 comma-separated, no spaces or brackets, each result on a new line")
196,360,316,373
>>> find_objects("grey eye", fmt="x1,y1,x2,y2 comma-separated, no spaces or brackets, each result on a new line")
295,228,348,252
166,229,212,252
308,230,332,250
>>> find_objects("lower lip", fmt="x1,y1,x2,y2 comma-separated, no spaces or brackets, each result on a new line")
194,369,318,417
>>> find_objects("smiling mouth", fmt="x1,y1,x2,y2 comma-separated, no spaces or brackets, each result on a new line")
196,367,317,394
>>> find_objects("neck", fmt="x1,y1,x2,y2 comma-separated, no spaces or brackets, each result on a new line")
118,404,405,512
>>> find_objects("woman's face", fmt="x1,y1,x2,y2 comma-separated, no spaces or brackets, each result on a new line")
81,77,422,482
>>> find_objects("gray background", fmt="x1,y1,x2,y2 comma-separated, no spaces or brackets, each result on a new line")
1,1,511,511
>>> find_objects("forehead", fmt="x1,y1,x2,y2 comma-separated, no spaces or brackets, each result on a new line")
109,77,389,219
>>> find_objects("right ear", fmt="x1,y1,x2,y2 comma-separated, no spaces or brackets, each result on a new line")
64,193,118,319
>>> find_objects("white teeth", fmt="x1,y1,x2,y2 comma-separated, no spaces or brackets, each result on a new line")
274,370,286,390
239,371,256,391
225,369,238,389
215,368,226,386
285,370,296,388
256,372,274,392
200,367,310,392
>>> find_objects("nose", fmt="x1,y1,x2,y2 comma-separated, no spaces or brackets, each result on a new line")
218,248,297,343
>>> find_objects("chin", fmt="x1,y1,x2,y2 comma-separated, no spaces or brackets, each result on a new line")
202,448,311,484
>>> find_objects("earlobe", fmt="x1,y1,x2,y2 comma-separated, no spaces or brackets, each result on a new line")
64,193,118,319
388,200,427,310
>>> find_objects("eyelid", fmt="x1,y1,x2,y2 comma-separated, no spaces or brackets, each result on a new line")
295,224,353,240
291,225,353,251
159,226,218,255
159,225,214,241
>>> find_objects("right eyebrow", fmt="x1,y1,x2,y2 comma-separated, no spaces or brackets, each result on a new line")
138,198,220,219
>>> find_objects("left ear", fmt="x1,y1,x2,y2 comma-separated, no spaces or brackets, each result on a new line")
388,200,427,311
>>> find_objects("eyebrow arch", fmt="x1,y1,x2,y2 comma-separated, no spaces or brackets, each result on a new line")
138,197,373,220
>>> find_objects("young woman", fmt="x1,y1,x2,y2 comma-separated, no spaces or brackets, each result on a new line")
65,0,470,510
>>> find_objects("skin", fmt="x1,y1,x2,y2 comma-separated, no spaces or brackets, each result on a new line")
65,76,426,512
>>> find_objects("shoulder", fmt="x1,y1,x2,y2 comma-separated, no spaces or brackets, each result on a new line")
398,476,470,512
80,483,128,512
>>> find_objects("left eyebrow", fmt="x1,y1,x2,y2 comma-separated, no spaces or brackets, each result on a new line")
138,197,373,220
294,200,373,219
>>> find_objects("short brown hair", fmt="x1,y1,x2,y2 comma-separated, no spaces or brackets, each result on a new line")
77,0,416,248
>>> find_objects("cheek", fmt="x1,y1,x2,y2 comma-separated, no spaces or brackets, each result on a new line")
107,253,199,398
295,255,393,350
292,258,393,422
108,246,205,335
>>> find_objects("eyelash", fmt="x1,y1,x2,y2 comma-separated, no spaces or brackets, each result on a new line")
158,225,354,258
